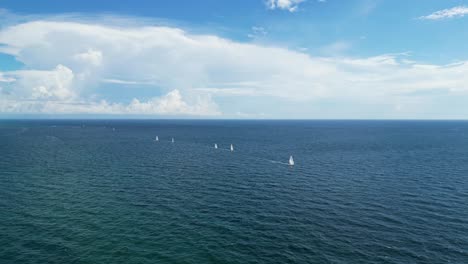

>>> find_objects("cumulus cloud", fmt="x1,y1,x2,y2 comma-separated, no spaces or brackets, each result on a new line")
3,65,75,100
419,6,468,20
0,89,220,115
126,90,219,115
0,18,467,118
266,0,306,12
0,20,225,116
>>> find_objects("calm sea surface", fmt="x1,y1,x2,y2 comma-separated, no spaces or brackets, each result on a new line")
1,120,468,263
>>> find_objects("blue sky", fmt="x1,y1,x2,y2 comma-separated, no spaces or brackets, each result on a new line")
0,0,467,118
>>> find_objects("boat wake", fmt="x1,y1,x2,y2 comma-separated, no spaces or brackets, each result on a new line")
267,160,290,166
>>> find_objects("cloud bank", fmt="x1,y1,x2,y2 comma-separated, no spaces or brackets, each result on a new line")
0,17,467,118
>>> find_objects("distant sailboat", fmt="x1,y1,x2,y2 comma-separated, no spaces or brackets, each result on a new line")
230,144,234,152
155,136,159,141
289,155,295,166
214,143,218,149
172,137,175,143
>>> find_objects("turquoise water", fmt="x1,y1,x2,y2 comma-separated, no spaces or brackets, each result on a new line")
1,120,468,263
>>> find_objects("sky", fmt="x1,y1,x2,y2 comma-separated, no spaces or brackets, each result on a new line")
0,0,467,119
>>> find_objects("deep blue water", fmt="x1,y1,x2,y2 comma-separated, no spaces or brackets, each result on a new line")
1,120,468,263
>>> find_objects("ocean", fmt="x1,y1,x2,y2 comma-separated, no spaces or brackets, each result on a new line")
1,120,467,263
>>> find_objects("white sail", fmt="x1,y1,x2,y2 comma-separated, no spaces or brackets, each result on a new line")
214,143,218,149
172,138,174,143
230,144,234,152
289,155,295,166
155,136,159,141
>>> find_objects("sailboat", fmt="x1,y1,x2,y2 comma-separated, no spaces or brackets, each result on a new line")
289,155,295,166
172,138,175,143
230,144,234,152
214,143,218,149
155,136,159,141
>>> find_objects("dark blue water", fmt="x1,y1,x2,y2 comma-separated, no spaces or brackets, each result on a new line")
1,120,468,263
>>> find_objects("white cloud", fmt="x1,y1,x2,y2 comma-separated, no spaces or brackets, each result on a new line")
73,49,103,66
0,73,16,83
126,89,219,115
0,89,220,115
100,78,155,85
419,6,468,20
3,64,75,100
0,18,467,118
266,0,306,12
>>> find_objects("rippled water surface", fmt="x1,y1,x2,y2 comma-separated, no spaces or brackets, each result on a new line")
1,120,468,263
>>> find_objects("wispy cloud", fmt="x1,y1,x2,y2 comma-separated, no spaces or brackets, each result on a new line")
0,73,16,83
101,78,155,85
247,26,267,39
266,0,306,12
419,6,468,20
356,0,379,16
195,87,259,96
320,41,352,55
